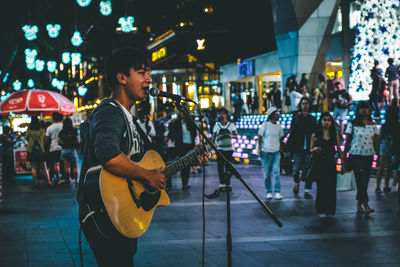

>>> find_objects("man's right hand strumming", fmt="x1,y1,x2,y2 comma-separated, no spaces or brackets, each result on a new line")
146,168,166,190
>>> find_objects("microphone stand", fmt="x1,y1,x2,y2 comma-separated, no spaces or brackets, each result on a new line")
173,100,283,267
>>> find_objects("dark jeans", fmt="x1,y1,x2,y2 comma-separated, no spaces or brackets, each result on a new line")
293,151,313,190
79,206,137,267
351,155,373,202
217,150,234,185
176,143,195,187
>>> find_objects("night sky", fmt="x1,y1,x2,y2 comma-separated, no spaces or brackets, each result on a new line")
0,0,276,89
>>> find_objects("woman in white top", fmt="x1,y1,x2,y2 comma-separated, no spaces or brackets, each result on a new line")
258,107,284,200
344,101,379,215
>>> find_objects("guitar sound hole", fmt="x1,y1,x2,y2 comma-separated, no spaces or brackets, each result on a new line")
140,191,161,211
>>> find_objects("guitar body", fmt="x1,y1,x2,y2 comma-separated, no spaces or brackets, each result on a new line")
83,150,170,239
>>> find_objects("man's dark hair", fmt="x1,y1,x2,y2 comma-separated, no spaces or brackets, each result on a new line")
334,81,341,87
105,47,151,88
388,58,394,65
52,112,63,122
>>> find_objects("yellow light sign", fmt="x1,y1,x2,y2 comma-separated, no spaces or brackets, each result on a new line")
187,54,198,63
197,39,205,50
152,47,167,62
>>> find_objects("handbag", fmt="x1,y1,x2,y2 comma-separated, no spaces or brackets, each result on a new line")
336,172,356,191
302,153,318,182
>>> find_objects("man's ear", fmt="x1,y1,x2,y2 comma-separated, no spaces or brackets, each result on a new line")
116,72,126,85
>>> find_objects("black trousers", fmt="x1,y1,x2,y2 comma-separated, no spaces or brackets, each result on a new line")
315,159,337,215
351,155,373,202
79,206,137,267
176,144,195,187
216,150,234,185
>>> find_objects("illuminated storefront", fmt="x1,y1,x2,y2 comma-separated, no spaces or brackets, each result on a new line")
146,29,221,116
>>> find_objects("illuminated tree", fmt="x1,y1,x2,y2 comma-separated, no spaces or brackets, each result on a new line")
349,0,400,100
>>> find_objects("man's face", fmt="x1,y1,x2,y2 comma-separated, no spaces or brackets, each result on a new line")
301,100,310,112
122,66,152,101
335,83,342,90
271,111,280,120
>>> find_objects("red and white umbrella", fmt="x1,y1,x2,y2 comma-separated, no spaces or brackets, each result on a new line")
0,89,77,116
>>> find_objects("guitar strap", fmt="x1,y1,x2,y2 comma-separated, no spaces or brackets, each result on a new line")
132,118,153,150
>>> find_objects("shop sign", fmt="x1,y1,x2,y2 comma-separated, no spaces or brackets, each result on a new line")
197,39,205,50
152,47,167,62
238,60,254,78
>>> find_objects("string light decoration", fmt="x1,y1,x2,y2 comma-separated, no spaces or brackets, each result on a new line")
349,0,400,100
46,24,61,38
78,85,88,96
71,52,82,65
22,25,38,41
47,61,57,72
71,31,83,46
13,80,22,91
118,16,135,33
52,78,65,90
28,79,35,88
100,0,112,16
76,0,92,7
35,59,45,72
62,52,71,64
24,48,38,70
2,73,9,83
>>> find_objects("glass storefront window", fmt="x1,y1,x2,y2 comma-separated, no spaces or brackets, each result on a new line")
332,7,342,34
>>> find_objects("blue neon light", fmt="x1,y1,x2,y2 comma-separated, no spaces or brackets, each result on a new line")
71,31,83,46
71,53,82,65
46,24,61,38
78,85,88,96
76,0,92,7
47,61,57,72
22,25,38,41
100,0,112,16
28,79,34,88
118,16,135,33
13,80,22,91
62,52,71,64
35,60,45,72
2,73,9,83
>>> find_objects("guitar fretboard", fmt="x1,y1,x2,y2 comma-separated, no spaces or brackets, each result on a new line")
163,147,206,178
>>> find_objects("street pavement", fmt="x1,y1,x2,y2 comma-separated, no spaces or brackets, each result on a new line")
0,162,400,266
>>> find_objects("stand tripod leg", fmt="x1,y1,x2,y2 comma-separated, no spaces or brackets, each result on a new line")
226,186,232,267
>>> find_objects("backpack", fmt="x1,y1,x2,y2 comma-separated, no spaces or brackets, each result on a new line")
31,139,43,158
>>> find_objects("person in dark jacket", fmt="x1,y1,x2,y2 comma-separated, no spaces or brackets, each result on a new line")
168,110,198,190
285,97,317,199
0,126,16,184
385,57,399,107
78,47,209,266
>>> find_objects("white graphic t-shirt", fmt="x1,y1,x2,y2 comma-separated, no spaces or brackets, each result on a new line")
117,103,142,158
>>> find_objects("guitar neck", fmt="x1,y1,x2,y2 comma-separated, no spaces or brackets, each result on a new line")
163,148,205,177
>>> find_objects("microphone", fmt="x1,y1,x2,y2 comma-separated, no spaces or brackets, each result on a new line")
149,87,194,102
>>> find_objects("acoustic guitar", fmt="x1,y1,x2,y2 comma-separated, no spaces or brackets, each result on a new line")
82,146,209,239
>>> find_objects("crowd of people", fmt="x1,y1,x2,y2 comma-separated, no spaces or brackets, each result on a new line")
1,47,400,266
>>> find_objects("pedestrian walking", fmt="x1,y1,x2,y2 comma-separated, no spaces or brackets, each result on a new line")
285,97,317,199
344,101,379,215
310,112,344,217
375,106,400,194
258,106,284,200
